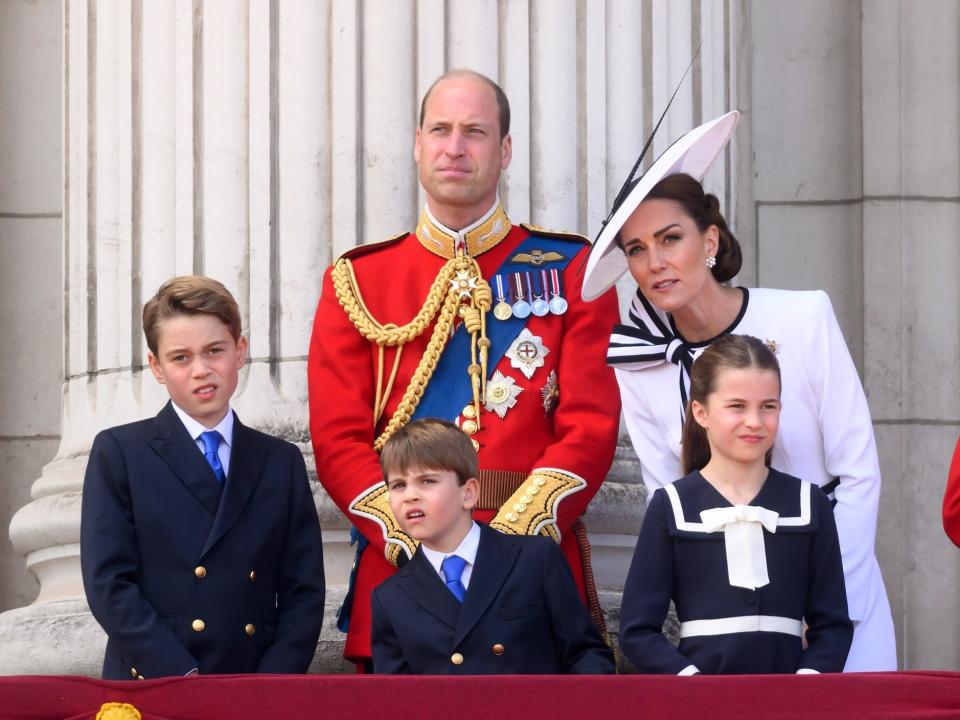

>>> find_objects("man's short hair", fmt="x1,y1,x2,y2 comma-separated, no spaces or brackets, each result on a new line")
143,275,242,355
380,418,479,486
418,69,511,140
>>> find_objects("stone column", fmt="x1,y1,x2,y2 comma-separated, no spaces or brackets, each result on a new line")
740,0,960,669
0,0,733,674
0,0,61,615
861,0,960,669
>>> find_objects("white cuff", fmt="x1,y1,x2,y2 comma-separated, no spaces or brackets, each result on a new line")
796,668,820,675
678,664,700,676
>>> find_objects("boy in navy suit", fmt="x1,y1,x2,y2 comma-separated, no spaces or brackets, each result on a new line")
81,276,325,679
370,419,614,674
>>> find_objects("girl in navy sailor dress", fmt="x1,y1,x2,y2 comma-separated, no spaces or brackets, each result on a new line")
618,335,853,675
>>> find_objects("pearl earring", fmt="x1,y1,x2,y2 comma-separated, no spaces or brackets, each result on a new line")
706,255,717,269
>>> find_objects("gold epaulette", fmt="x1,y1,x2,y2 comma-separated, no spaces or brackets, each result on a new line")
489,468,587,541
520,224,591,245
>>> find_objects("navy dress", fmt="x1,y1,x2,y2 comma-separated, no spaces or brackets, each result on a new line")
619,468,852,674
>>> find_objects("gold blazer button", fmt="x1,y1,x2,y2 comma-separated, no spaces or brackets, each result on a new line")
492,644,505,655
192,619,205,632
451,652,464,665
194,566,207,578
245,624,256,636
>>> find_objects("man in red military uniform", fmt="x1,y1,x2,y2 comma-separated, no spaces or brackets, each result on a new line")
308,69,620,667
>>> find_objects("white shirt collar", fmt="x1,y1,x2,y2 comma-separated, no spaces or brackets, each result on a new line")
422,521,481,586
170,402,235,448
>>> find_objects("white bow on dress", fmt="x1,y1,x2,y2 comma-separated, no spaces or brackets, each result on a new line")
700,504,779,590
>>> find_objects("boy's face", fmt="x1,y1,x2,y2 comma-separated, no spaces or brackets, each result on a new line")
148,313,247,429
386,466,478,553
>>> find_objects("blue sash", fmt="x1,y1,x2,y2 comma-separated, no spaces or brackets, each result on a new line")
413,235,579,421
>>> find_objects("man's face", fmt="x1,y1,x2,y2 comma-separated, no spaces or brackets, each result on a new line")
414,76,512,229
148,313,247,428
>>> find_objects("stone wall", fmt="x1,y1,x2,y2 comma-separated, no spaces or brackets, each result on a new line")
0,0,61,614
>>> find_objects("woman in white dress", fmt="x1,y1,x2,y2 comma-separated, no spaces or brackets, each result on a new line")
582,112,896,671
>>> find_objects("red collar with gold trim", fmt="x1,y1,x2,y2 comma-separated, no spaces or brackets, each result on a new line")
415,203,511,259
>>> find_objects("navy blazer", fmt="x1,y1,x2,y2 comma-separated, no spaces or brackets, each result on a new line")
371,523,614,674
80,401,325,679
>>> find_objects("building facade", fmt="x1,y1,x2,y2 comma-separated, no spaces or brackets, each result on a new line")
0,0,958,673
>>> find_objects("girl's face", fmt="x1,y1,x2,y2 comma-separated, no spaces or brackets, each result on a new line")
691,366,781,467
620,198,719,313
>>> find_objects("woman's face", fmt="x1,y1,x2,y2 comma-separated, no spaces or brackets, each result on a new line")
620,198,718,313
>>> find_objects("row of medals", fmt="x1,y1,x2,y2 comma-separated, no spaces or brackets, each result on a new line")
491,269,568,321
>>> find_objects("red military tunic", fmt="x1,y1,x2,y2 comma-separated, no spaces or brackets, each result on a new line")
944,436,960,548
308,202,620,661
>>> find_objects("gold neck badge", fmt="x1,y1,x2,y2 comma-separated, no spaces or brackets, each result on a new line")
416,202,511,259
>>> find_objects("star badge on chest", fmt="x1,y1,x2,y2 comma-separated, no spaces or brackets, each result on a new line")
541,369,559,415
450,270,478,299
485,371,523,419
506,328,549,379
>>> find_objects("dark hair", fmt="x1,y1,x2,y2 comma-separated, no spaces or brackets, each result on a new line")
681,334,781,474
143,275,242,356
380,418,479,486
419,69,511,140
641,172,742,282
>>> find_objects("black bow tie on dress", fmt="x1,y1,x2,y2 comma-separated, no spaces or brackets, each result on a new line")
606,290,696,414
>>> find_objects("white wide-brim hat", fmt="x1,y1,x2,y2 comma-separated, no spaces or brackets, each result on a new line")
581,110,741,301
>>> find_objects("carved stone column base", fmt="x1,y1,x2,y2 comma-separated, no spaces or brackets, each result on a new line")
0,599,103,676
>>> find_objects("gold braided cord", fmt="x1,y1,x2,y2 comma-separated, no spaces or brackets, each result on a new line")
333,256,461,346
333,253,490,452
374,342,404,424
474,282,492,398
372,289,461,450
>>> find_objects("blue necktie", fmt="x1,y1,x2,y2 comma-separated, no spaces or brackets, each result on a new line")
441,555,467,603
199,430,226,485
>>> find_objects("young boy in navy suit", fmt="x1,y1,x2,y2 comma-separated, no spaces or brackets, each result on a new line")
370,419,614,674
81,276,325,679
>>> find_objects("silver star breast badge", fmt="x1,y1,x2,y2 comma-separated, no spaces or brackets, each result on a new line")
506,328,549,379
485,371,523,419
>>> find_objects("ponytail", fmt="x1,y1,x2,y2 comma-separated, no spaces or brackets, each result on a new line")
681,404,711,475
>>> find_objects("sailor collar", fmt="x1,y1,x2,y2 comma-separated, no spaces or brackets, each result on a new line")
663,469,816,536
415,200,511,259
